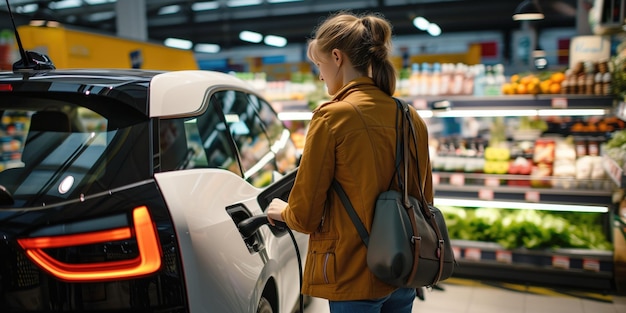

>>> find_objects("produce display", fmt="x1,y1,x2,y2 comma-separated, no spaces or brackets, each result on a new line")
431,114,624,190
441,206,612,251
501,60,612,96
605,129,626,168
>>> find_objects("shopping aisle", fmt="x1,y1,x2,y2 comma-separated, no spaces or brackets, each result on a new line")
302,278,626,313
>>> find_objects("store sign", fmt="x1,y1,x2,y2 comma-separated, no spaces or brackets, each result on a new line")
569,36,611,69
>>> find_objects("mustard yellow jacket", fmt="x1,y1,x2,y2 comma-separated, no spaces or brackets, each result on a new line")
281,77,433,301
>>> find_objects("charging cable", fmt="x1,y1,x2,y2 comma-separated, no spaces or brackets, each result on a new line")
238,215,304,313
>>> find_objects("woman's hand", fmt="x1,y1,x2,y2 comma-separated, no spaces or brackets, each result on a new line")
266,198,287,226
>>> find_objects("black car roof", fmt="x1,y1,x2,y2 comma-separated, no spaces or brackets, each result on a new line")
0,69,164,116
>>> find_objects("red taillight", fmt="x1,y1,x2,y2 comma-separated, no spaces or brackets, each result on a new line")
0,84,13,91
17,206,162,282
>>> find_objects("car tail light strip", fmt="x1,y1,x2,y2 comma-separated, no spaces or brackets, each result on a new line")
17,206,161,282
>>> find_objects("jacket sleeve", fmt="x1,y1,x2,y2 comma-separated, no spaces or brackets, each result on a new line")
281,110,336,234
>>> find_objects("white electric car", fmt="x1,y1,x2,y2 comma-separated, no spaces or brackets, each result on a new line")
0,66,307,313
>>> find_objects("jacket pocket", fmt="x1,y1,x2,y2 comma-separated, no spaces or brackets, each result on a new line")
307,239,337,285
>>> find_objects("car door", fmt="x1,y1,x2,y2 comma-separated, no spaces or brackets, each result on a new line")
154,88,304,313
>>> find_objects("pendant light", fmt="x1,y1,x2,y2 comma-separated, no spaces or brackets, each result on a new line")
512,0,544,21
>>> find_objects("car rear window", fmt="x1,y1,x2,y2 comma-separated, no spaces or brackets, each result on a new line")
0,95,151,207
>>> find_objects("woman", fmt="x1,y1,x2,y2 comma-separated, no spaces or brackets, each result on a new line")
266,11,433,313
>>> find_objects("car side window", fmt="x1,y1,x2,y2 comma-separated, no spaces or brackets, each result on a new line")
159,99,241,175
217,90,277,187
247,94,298,174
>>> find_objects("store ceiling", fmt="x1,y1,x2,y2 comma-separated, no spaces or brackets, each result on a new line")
0,0,580,50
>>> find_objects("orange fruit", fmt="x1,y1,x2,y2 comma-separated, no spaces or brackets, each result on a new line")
550,72,565,84
527,83,540,94
549,83,561,94
540,80,552,94
502,83,513,95
516,83,527,94
510,74,520,83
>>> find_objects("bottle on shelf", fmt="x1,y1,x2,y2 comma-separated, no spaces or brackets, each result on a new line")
430,62,441,96
408,63,420,97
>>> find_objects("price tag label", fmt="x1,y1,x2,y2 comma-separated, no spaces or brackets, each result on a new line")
583,259,600,272
464,248,481,261
450,174,465,186
551,97,568,108
478,189,494,200
412,99,428,110
552,255,570,269
525,191,540,203
432,173,441,185
485,177,500,187
603,155,623,186
496,250,512,264
452,246,461,260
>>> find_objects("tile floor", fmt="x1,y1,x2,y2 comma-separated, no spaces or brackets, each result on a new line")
303,278,626,313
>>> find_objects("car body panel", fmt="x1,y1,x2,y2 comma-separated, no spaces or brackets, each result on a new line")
150,70,256,118
155,168,305,313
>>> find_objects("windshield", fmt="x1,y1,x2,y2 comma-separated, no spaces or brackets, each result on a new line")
0,95,151,207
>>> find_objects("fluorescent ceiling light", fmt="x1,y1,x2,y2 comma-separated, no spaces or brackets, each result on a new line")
164,38,193,50
433,109,538,117
158,5,181,15
227,0,263,7
87,11,115,22
435,198,609,213
431,109,607,118
267,0,304,3
85,0,114,4
413,17,429,30
192,1,220,11
195,43,221,53
512,0,544,21
17,4,38,14
51,0,82,9
427,23,441,36
239,31,263,43
538,109,607,116
278,112,313,121
264,35,287,47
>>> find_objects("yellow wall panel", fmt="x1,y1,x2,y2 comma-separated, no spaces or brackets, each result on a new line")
17,25,197,70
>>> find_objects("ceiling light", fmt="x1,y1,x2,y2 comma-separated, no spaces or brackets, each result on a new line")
239,31,263,43
512,0,544,21
227,0,263,8
192,1,220,11
30,5,61,27
195,43,221,54
413,17,429,30
85,0,113,4
164,38,193,50
50,0,82,10
264,35,287,47
435,198,608,213
267,0,304,3
158,5,181,15
427,23,441,36
87,11,115,22
16,4,38,14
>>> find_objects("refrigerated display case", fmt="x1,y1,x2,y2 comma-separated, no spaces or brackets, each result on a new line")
275,94,623,292
417,94,619,292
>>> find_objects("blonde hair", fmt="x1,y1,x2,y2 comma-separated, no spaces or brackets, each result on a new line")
308,11,396,96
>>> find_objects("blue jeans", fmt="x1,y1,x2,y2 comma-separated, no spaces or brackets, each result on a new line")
328,288,416,313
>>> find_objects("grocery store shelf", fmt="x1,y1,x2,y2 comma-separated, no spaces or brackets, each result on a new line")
433,172,613,208
272,95,616,120
409,94,616,110
451,239,614,291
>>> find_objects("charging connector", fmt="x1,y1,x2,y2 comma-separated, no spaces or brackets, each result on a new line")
237,215,303,313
